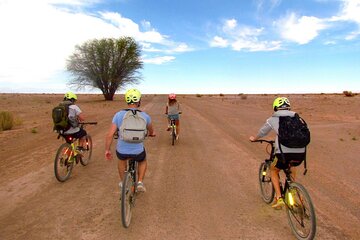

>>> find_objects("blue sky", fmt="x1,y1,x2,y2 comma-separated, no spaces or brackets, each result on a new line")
0,0,359,94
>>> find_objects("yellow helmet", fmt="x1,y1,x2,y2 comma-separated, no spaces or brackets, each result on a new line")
64,91,77,101
125,89,141,103
273,97,290,111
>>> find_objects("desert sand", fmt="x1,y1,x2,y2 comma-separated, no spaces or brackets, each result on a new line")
0,93,359,239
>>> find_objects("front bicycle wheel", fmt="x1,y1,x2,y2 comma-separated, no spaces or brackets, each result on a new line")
258,162,275,203
80,134,92,166
286,182,316,240
121,172,135,228
54,143,74,182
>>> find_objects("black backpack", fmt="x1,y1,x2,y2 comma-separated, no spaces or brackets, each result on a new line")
52,101,72,132
278,113,310,148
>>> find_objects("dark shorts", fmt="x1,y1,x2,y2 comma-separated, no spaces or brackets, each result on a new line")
273,153,305,169
67,128,87,139
168,114,180,121
116,149,146,162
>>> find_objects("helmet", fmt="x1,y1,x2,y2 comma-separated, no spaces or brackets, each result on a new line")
273,97,290,111
64,91,77,101
125,89,141,103
168,93,176,100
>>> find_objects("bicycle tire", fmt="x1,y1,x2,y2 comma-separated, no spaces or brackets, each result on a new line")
80,134,93,166
286,182,316,240
258,162,275,203
54,143,74,182
121,172,135,228
171,126,176,146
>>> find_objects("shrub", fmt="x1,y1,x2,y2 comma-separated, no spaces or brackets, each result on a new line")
31,127,38,134
241,94,248,100
343,91,355,97
0,111,14,131
196,94,202,98
219,93,224,97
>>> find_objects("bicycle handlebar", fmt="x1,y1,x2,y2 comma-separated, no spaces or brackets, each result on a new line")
80,122,98,125
252,139,274,144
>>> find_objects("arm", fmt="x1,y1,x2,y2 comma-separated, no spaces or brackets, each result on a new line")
105,123,117,160
77,112,85,122
147,122,156,137
249,119,273,142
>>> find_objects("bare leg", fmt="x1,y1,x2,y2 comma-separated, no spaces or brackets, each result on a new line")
290,166,297,181
175,120,180,135
137,160,147,182
271,166,282,199
118,160,127,181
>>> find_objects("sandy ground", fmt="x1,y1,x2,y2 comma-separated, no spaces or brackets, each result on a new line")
0,93,359,240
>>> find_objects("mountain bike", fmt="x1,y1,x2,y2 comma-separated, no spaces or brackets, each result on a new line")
167,112,181,146
54,122,97,182
121,157,138,228
253,139,316,240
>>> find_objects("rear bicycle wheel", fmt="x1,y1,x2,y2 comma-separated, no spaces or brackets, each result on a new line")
54,143,74,182
258,162,275,203
171,125,176,146
121,172,135,228
80,134,92,166
286,182,316,240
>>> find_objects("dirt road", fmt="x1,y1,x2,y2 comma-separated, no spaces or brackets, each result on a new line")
0,94,359,239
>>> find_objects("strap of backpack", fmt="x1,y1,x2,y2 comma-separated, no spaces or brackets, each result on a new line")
303,148,308,175
124,108,142,115
278,142,287,166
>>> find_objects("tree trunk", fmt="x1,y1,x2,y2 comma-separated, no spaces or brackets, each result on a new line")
104,93,114,101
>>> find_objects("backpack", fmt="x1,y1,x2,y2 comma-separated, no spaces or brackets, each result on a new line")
278,113,310,148
119,109,147,143
52,101,72,132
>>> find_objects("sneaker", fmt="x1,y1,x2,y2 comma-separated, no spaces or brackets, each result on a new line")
136,181,146,193
166,126,171,131
272,197,285,210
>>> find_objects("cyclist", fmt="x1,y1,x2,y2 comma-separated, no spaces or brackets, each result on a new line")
249,97,306,209
105,89,155,193
62,92,87,147
165,93,182,140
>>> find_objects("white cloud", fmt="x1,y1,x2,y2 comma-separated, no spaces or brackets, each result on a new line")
142,56,175,64
330,0,360,39
339,0,360,23
277,13,327,44
210,19,281,51
210,36,228,48
0,0,189,90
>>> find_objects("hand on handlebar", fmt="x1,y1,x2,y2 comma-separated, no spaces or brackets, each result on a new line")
249,136,256,142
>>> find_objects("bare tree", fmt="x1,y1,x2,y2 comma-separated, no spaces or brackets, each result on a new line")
67,37,143,100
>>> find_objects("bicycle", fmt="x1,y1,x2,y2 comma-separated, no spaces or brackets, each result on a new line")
253,139,316,240
121,157,139,228
54,122,97,182
166,112,181,146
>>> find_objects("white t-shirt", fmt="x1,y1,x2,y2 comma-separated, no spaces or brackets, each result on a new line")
64,105,82,134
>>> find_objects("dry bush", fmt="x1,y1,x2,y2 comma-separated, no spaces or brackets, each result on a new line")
343,91,355,97
219,93,224,97
0,111,14,131
196,94,202,98
241,94,248,100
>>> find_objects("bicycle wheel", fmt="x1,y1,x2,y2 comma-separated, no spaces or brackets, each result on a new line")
121,172,135,228
258,162,275,203
171,126,176,146
80,134,92,166
286,182,316,240
54,143,74,182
